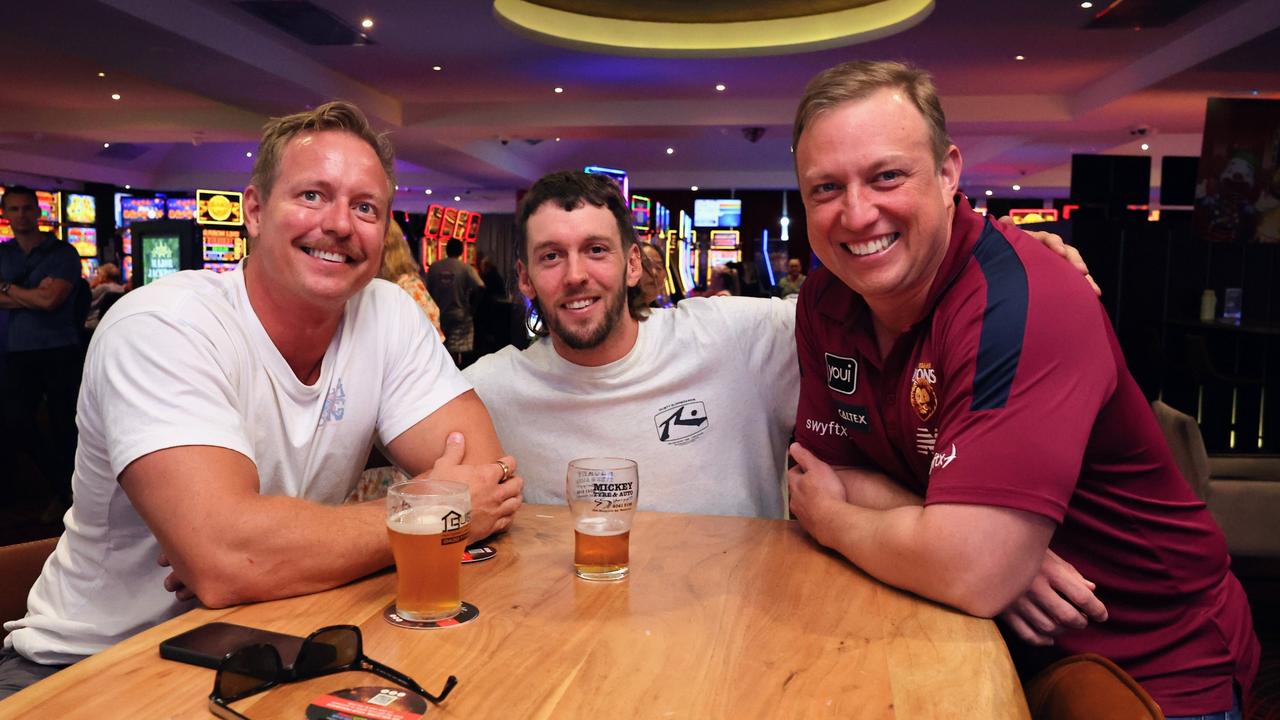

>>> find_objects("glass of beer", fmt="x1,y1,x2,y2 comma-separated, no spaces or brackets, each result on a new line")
386,479,471,622
566,458,639,581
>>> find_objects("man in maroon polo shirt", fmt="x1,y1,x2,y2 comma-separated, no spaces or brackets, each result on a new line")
786,60,1258,718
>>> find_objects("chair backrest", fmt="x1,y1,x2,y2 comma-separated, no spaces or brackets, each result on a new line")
0,537,58,641
1025,653,1164,720
1150,400,1211,500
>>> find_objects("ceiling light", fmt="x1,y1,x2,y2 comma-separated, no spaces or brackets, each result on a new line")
124,184,131,189
1012,184,1022,191
97,72,105,78
111,93,121,100
691,185,699,191
1014,55,1025,61
985,190,993,196
454,195,462,202
1251,89,1261,96
394,185,399,191
246,151,253,158
553,87,564,94
666,147,675,155
1080,1,1093,7
424,189,432,195
432,65,442,72
555,137,561,142
1140,143,1149,151
103,142,110,148
360,18,374,29
714,84,726,92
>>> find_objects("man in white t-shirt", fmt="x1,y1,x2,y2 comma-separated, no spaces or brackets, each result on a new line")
463,171,798,518
0,101,523,698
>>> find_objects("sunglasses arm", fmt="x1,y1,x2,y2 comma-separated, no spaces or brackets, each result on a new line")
363,656,458,704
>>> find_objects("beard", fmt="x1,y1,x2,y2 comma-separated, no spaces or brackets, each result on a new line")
541,282,629,351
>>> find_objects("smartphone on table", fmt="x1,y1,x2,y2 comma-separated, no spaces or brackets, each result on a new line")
159,622,305,670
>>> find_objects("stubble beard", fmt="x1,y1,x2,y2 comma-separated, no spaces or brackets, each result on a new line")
544,282,628,351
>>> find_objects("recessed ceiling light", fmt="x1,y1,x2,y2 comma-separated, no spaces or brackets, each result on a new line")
111,93,121,100
1012,184,1022,191
246,151,253,158
691,185,699,191
97,72,105,78
394,185,399,191
555,137,561,142
1014,55,1025,61
666,147,675,155
714,84,726,92
1251,89,1261,96
360,18,374,29
454,195,462,202
103,142,110,148
424,189,432,195
554,87,564,94
1140,143,1149,151
432,65,442,72
985,190,993,196
124,184,131,189
1080,1,1093,8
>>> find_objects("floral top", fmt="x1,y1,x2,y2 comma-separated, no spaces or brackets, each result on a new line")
395,274,445,340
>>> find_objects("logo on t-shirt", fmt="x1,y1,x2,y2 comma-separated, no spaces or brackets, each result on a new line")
834,401,871,434
825,353,858,395
929,443,957,474
654,400,709,445
910,362,938,421
320,379,346,426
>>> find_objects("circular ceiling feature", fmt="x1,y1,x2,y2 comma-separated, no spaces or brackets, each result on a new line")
493,0,934,57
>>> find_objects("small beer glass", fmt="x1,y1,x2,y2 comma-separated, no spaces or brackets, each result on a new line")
386,479,471,621
566,458,639,581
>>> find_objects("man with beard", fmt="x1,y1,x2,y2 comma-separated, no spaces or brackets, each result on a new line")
462,170,798,517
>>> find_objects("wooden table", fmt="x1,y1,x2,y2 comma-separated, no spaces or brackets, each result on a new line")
2,505,1028,718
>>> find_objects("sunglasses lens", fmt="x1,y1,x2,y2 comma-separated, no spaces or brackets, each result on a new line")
216,644,281,701
295,627,360,676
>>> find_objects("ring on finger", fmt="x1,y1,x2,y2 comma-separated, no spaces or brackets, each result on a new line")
495,459,512,482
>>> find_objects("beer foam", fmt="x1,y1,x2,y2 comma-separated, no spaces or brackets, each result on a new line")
387,506,456,534
575,516,629,537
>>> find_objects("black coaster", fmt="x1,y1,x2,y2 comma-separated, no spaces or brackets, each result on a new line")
383,601,479,629
462,543,496,563
306,685,426,719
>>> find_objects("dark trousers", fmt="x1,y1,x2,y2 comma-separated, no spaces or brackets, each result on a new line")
0,646,69,701
2,345,82,504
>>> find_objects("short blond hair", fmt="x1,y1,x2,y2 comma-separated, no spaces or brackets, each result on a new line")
378,221,419,281
793,60,950,166
250,101,395,200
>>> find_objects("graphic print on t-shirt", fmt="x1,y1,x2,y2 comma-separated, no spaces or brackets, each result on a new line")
654,400,709,445
320,379,346,426
825,353,857,395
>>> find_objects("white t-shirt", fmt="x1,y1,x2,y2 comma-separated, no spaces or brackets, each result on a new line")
5,267,468,664
464,296,798,518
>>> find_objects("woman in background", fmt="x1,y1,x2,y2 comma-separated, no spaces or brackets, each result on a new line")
379,221,444,341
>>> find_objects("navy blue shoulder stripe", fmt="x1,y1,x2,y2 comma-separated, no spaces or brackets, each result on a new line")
969,222,1028,411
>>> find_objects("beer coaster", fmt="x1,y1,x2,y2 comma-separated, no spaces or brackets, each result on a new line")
462,543,496,563
383,601,479,629
306,686,426,720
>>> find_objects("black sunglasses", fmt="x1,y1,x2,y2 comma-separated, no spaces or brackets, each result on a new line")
208,624,457,719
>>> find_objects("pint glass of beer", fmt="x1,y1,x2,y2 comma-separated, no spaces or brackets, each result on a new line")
566,458,639,581
386,479,471,621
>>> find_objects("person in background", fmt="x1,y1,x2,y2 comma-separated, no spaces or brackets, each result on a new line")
785,59,1257,718
0,185,84,518
776,258,807,297
379,221,443,340
637,243,669,307
0,101,522,699
427,238,484,365
84,262,126,332
705,265,738,297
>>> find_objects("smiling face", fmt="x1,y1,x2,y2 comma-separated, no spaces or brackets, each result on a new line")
243,130,389,316
795,87,961,326
516,200,643,366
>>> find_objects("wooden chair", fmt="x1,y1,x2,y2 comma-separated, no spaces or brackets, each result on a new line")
0,537,58,641
1025,653,1163,720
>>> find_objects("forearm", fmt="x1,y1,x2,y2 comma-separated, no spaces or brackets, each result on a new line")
805,499,1039,617
180,494,391,608
837,467,922,510
2,284,66,311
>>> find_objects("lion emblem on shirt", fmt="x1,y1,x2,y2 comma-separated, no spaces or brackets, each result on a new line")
910,363,937,421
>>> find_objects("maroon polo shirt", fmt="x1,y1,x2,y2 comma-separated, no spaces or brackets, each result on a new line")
794,195,1258,715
